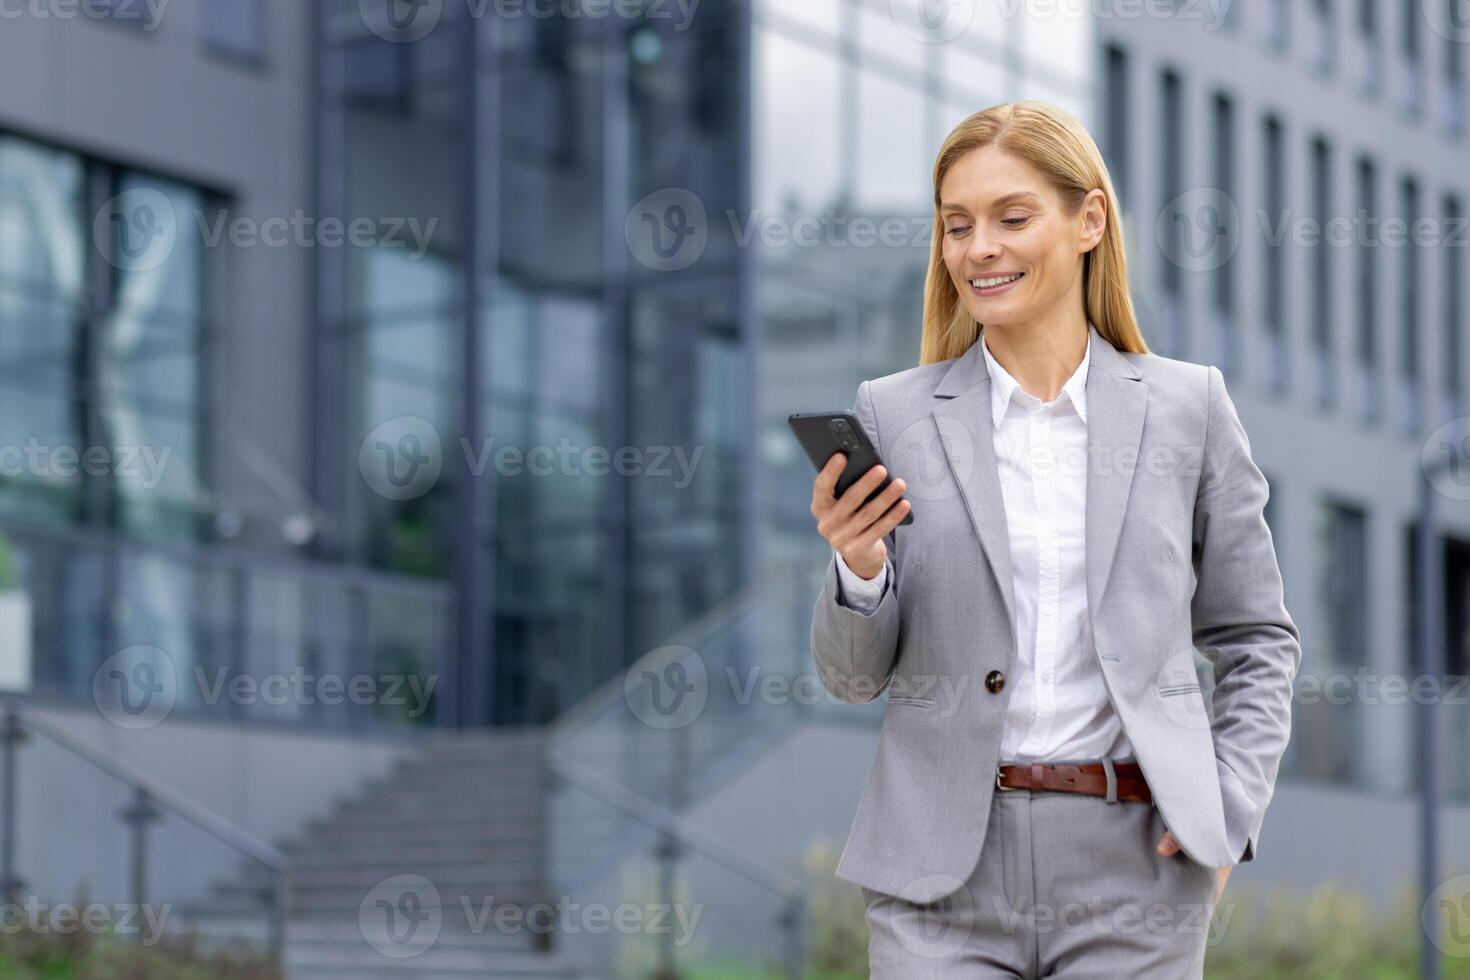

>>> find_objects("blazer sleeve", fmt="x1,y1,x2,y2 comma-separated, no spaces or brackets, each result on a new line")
809,379,902,704
1192,365,1303,864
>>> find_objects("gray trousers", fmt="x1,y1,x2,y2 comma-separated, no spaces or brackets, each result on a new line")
861,762,1219,978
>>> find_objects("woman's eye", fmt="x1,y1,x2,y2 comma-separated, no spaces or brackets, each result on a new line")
945,225,970,237
1002,217,1029,227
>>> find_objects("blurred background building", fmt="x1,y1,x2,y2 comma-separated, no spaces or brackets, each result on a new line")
0,0,1467,976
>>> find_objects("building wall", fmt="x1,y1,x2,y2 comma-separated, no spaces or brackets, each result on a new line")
0,0,316,546
1096,2,1470,801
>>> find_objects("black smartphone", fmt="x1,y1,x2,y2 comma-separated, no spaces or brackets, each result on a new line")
788,411,914,526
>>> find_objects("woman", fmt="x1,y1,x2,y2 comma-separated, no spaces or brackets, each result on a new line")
807,101,1300,976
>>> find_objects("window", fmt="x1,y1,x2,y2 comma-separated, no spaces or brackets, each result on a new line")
1311,0,1335,74
1104,45,1130,215
1157,69,1185,359
1318,500,1368,668
1353,0,1380,94
1211,93,1236,377
1444,4,1466,135
1262,114,1288,395
1399,175,1421,433
1267,0,1290,50
1443,194,1463,420
1310,136,1334,409
0,139,86,526
0,132,214,541
1400,0,1424,115
1355,157,1377,423
201,0,266,61
1295,498,1368,786
1404,525,1470,687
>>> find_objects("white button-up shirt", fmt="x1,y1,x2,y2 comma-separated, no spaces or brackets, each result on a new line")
834,323,1135,764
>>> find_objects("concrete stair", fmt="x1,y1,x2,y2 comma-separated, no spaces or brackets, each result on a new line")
177,729,603,979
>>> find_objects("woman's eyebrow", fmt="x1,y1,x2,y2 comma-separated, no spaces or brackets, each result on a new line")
939,191,1042,213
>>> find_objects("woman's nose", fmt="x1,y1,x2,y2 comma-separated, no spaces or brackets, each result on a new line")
967,235,1000,265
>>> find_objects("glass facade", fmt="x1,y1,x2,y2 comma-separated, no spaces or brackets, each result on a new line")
0,136,212,539
316,0,1092,725
754,0,1090,567
0,125,450,729
319,0,751,725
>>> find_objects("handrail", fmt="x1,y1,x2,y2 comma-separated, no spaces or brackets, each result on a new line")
0,700,288,961
8,702,285,870
544,554,822,977
546,749,806,979
0,517,453,602
546,750,801,899
549,554,819,736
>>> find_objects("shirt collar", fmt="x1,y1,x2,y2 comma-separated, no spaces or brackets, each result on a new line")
981,321,1093,428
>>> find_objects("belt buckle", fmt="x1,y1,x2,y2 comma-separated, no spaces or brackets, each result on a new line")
995,766,1017,791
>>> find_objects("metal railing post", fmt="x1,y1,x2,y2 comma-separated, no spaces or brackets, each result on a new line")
653,830,682,980
265,865,287,964
779,894,804,980
0,702,24,905
120,787,161,944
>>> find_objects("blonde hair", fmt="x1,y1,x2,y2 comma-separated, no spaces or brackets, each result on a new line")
919,100,1149,366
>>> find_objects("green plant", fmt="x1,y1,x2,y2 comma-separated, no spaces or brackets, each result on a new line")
0,533,17,592
799,836,867,978
1204,877,1470,979
0,887,280,980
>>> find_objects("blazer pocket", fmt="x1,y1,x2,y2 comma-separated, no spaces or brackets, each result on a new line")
886,695,936,708
1157,683,1203,698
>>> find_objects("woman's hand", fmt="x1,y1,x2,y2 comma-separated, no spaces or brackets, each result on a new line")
1156,829,1233,903
811,454,910,581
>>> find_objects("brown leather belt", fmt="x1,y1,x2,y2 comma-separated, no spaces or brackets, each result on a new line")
996,760,1154,805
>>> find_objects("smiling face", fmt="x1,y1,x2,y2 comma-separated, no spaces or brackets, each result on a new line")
938,144,1104,331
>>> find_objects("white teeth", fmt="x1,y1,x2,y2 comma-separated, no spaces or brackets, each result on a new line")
971,273,1022,288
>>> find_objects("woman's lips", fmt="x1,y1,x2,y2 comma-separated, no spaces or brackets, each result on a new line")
970,273,1024,297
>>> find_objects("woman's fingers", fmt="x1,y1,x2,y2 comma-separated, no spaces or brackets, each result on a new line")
813,461,890,528
848,477,907,535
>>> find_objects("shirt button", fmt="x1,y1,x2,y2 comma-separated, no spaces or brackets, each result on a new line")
985,670,1006,694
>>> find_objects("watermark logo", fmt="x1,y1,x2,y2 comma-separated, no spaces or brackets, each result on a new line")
624,644,708,730
885,874,975,958
92,646,178,730
1422,0,1470,45
0,440,171,489
891,0,974,43
1424,873,1470,957
626,188,708,272
1156,187,1239,273
360,874,443,958
0,0,169,30
889,415,975,503
93,188,177,274
359,417,444,501
357,421,704,501
0,897,172,945
360,0,442,41
1422,416,1470,501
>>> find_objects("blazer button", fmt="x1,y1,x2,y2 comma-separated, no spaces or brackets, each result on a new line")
985,670,1005,694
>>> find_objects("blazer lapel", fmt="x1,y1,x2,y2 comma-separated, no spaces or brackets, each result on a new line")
1082,330,1148,627
929,322,1149,651
931,333,1017,646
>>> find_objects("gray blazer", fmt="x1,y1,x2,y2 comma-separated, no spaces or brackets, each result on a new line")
810,323,1301,904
